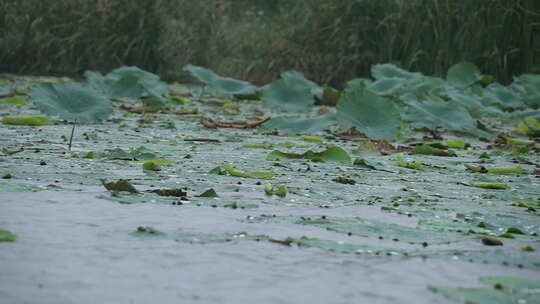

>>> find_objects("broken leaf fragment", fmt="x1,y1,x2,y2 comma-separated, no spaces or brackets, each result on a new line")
142,161,161,171
264,183,287,197
410,144,456,156
266,145,351,163
396,154,423,169
0,97,27,106
487,166,523,175
0,229,17,242
196,188,219,198
101,179,139,193
148,188,187,197
482,235,503,246
471,182,507,190
2,115,53,126
222,163,275,179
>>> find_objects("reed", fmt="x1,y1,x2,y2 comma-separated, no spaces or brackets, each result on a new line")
0,0,538,85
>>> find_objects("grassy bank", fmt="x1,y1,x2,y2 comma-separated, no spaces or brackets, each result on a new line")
1,0,539,86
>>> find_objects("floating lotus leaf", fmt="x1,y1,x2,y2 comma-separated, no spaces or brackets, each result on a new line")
183,64,257,97
337,84,401,140
260,114,336,134
29,82,112,123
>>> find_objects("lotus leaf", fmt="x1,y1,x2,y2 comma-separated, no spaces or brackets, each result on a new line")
447,62,483,88
183,64,257,97
261,114,337,134
30,82,112,123
337,85,401,140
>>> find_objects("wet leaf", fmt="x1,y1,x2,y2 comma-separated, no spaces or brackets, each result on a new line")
0,229,17,242
2,115,53,126
196,188,219,198
267,145,351,163
0,97,27,106
222,163,275,179
471,182,507,190
101,179,139,193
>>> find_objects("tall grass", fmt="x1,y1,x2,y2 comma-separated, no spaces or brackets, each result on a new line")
0,0,538,85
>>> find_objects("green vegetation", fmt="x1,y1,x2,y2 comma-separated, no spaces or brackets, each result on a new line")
1,1,539,85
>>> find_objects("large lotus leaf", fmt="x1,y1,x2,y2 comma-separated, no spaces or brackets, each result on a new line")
260,114,337,134
366,78,404,96
407,76,447,96
513,74,540,107
261,80,314,112
279,70,323,98
482,83,524,109
183,64,257,97
29,82,112,123
183,64,218,84
404,98,490,137
337,86,401,140
447,62,483,88
446,90,502,118
86,66,168,100
371,63,422,80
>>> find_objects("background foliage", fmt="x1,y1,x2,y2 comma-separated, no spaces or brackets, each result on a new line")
1,0,539,86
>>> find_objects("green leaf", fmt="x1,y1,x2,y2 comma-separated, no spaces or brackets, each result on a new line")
0,97,27,106
513,74,540,107
396,154,423,169
337,85,401,140
447,62,483,88
0,229,17,242
366,78,404,96
196,188,219,198
86,66,169,101
2,115,53,126
222,163,275,179
30,82,112,123
371,63,421,80
266,145,351,163
261,80,314,112
260,114,336,134
183,64,257,97
404,99,490,137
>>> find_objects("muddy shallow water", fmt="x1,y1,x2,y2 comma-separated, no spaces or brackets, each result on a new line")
0,188,538,304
